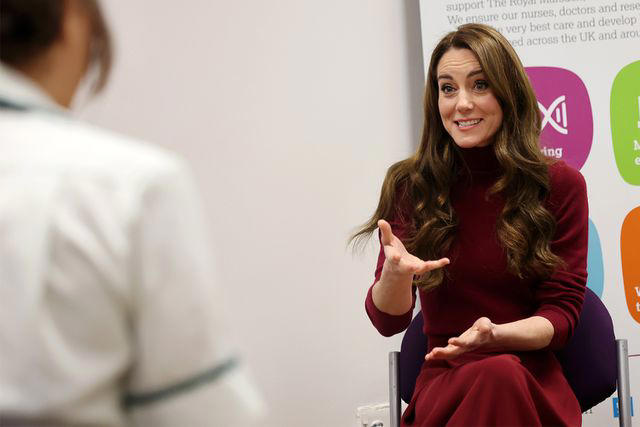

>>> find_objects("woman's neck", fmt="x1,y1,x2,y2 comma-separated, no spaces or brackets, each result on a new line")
457,145,500,174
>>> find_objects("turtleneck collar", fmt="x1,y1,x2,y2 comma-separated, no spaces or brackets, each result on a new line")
457,144,501,174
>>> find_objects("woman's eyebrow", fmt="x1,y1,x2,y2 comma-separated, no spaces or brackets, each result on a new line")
437,69,484,81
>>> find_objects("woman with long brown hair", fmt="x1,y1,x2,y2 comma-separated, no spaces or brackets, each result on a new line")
353,23,587,425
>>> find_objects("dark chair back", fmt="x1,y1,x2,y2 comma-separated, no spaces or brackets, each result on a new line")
398,310,427,404
398,287,617,411
556,287,617,411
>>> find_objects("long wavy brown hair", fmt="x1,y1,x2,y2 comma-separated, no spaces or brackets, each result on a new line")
351,23,563,292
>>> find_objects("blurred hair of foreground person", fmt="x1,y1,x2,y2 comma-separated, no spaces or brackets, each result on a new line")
352,23,587,425
0,1,264,425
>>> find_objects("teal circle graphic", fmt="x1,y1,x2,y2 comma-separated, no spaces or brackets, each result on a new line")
586,218,604,298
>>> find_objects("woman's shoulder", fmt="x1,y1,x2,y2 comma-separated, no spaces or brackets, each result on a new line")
545,160,588,212
547,160,586,196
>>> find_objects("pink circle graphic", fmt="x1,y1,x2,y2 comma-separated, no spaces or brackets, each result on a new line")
525,67,593,170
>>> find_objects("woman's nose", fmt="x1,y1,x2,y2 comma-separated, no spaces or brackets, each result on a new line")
456,91,474,112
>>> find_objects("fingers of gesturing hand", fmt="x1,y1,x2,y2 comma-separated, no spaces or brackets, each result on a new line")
378,219,450,275
425,318,495,361
384,250,422,275
447,317,494,348
425,343,464,361
425,318,494,361
413,257,450,274
377,219,394,246
385,254,450,278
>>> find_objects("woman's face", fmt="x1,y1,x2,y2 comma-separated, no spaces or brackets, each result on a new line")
436,48,503,149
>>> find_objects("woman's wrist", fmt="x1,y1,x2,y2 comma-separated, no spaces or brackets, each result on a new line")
373,271,414,315
379,265,414,289
485,317,554,351
487,321,501,349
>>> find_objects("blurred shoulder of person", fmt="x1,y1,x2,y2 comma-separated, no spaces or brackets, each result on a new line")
0,1,264,425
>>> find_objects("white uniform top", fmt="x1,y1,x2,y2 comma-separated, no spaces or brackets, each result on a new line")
0,65,264,426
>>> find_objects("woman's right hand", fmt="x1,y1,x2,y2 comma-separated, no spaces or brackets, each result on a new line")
372,219,450,315
378,219,450,280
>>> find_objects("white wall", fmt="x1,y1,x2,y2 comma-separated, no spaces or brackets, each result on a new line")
78,1,423,425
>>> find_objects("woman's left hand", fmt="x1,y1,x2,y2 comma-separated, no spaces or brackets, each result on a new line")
425,317,495,361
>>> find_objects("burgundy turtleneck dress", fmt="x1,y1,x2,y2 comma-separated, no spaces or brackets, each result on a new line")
365,146,588,426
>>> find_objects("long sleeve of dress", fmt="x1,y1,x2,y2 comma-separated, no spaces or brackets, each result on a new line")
533,162,589,350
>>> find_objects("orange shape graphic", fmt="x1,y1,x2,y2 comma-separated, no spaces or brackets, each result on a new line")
621,206,640,325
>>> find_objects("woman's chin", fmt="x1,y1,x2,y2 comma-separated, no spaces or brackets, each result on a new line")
453,140,492,149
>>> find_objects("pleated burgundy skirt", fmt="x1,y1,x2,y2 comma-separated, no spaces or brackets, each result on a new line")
402,351,582,426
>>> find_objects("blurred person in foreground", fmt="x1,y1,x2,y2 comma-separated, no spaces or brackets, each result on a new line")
0,0,264,425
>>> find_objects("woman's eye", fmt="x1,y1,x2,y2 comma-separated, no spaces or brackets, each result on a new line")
440,84,455,94
474,80,489,90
